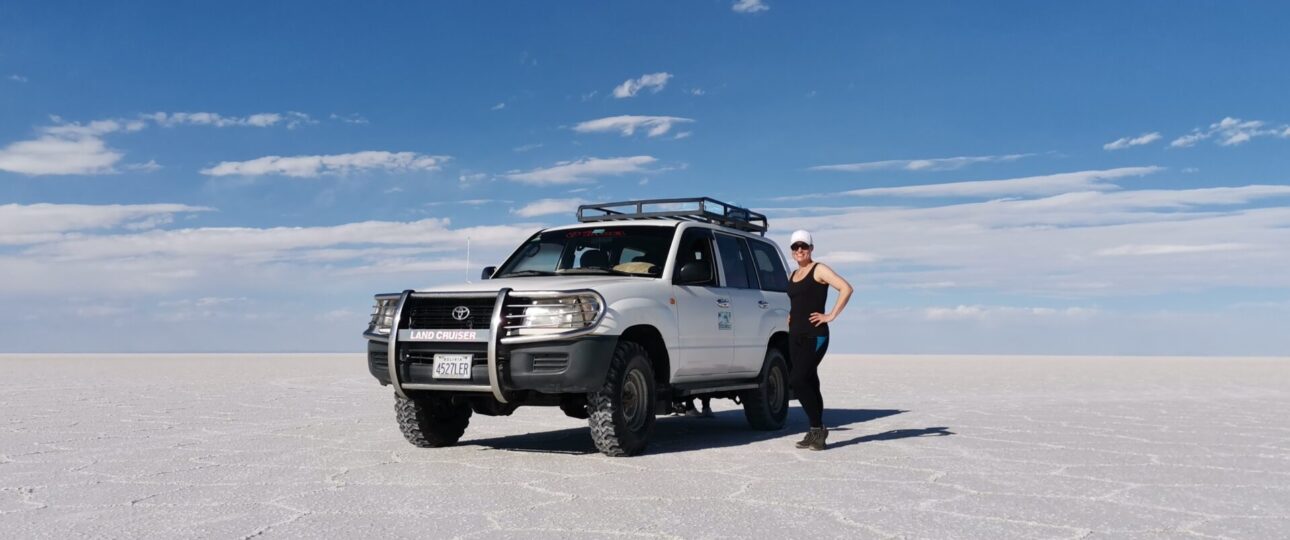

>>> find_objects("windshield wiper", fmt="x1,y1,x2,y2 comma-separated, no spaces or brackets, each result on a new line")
495,270,556,278
556,268,634,276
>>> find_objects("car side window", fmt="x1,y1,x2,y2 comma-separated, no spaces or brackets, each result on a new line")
748,240,789,292
672,228,718,287
714,233,756,289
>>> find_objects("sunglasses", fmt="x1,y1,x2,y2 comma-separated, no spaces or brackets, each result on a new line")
790,242,812,251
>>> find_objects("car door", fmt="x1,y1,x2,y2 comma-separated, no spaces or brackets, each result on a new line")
747,237,791,343
671,227,732,378
714,233,768,376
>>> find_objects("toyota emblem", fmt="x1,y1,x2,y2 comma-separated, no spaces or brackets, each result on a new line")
451,306,471,321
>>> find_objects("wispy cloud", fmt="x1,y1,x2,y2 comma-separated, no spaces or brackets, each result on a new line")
0,203,210,245
505,156,658,185
512,198,589,218
0,112,317,176
124,160,162,172
1170,117,1290,148
143,111,314,129
613,72,672,98
780,166,1162,201
809,153,1033,173
732,0,769,13
329,113,369,125
513,143,543,152
1103,132,1162,150
573,115,694,138
200,151,449,178
490,102,506,111
8,74,28,83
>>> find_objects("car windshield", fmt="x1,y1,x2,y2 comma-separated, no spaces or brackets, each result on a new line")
493,226,676,278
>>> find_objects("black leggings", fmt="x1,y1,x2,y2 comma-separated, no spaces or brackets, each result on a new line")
788,333,829,428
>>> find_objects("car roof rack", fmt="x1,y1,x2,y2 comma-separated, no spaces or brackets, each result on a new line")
576,197,768,235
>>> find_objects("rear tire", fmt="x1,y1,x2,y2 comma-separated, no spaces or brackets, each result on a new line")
587,340,656,456
742,348,789,430
395,393,472,447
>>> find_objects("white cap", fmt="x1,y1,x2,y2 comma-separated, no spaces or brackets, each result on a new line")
790,229,813,246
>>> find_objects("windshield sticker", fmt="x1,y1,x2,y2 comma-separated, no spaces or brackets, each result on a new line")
566,229,626,238
718,311,732,330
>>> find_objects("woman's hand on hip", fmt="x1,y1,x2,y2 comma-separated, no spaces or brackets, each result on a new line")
809,312,834,326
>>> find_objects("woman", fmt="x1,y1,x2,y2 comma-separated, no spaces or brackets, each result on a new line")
786,229,853,450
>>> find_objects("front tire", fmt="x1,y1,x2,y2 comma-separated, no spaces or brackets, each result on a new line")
395,393,472,447
587,340,657,456
742,348,789,430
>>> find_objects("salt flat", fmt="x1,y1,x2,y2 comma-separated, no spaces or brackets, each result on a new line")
1,354,1288,539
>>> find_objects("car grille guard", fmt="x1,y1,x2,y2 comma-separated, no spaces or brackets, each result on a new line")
378,288,607,404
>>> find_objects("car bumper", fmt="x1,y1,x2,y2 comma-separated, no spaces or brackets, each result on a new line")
367,335,617,394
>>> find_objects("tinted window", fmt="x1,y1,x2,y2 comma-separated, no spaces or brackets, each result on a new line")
715,233,757,289
748,240,789,292
672,228,717,286
494,226,674,278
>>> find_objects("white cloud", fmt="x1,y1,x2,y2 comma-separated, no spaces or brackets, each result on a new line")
1103,132,1162,150
491,102,506,111
1095,243,1252,257
613,72,672,98
9,74,28,83
809,153,1033,173
689,88,706,96
815,250,880,264
513,143,543,152
0,133,123,175
200,151,449,178
512,198,588,218
923,305,1095,321
767,175,1290,298
505,156,658,185
782,167,1162,201
1170,117,1290,148
573,115,694,137
732,0,769,13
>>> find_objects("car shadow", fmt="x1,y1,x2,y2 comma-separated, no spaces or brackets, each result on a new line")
463,407,910,455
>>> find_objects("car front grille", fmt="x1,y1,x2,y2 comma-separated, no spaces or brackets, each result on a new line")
402,297,496,329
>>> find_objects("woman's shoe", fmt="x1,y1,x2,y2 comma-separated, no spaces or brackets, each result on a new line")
808,427,828,451
795,428,821,449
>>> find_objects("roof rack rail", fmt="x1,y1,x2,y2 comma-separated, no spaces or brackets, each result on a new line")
576,197,768,235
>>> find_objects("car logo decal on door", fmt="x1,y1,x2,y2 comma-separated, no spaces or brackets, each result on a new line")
718,311,732,330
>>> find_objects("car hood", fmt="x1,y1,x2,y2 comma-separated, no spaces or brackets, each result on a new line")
416,275,661,294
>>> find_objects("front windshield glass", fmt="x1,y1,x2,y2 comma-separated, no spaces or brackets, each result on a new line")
494,226,676,278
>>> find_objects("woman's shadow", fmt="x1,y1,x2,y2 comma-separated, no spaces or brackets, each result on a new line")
464,407,952,455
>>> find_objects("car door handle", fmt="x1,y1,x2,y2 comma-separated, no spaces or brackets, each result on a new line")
716,298,731,308
757,301,769,309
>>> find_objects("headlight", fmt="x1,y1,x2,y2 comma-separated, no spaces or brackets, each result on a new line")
511,294,601,336
368,297,398,335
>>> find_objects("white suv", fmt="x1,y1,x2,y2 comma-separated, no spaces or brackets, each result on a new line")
363,198,793,456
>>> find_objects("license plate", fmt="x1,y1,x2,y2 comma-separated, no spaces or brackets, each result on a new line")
432,354,473,380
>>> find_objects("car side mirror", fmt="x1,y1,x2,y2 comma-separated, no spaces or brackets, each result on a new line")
480,266,496,280
676,261,712,285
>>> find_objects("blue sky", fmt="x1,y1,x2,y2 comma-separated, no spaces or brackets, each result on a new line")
2,1,1289,354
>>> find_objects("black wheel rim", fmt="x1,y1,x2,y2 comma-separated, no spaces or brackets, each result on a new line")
768,365,785,416
621,368,649,431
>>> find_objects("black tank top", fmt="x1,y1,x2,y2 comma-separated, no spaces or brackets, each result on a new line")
788,263,829,336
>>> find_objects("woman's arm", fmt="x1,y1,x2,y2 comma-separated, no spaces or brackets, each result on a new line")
808,263,854,326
